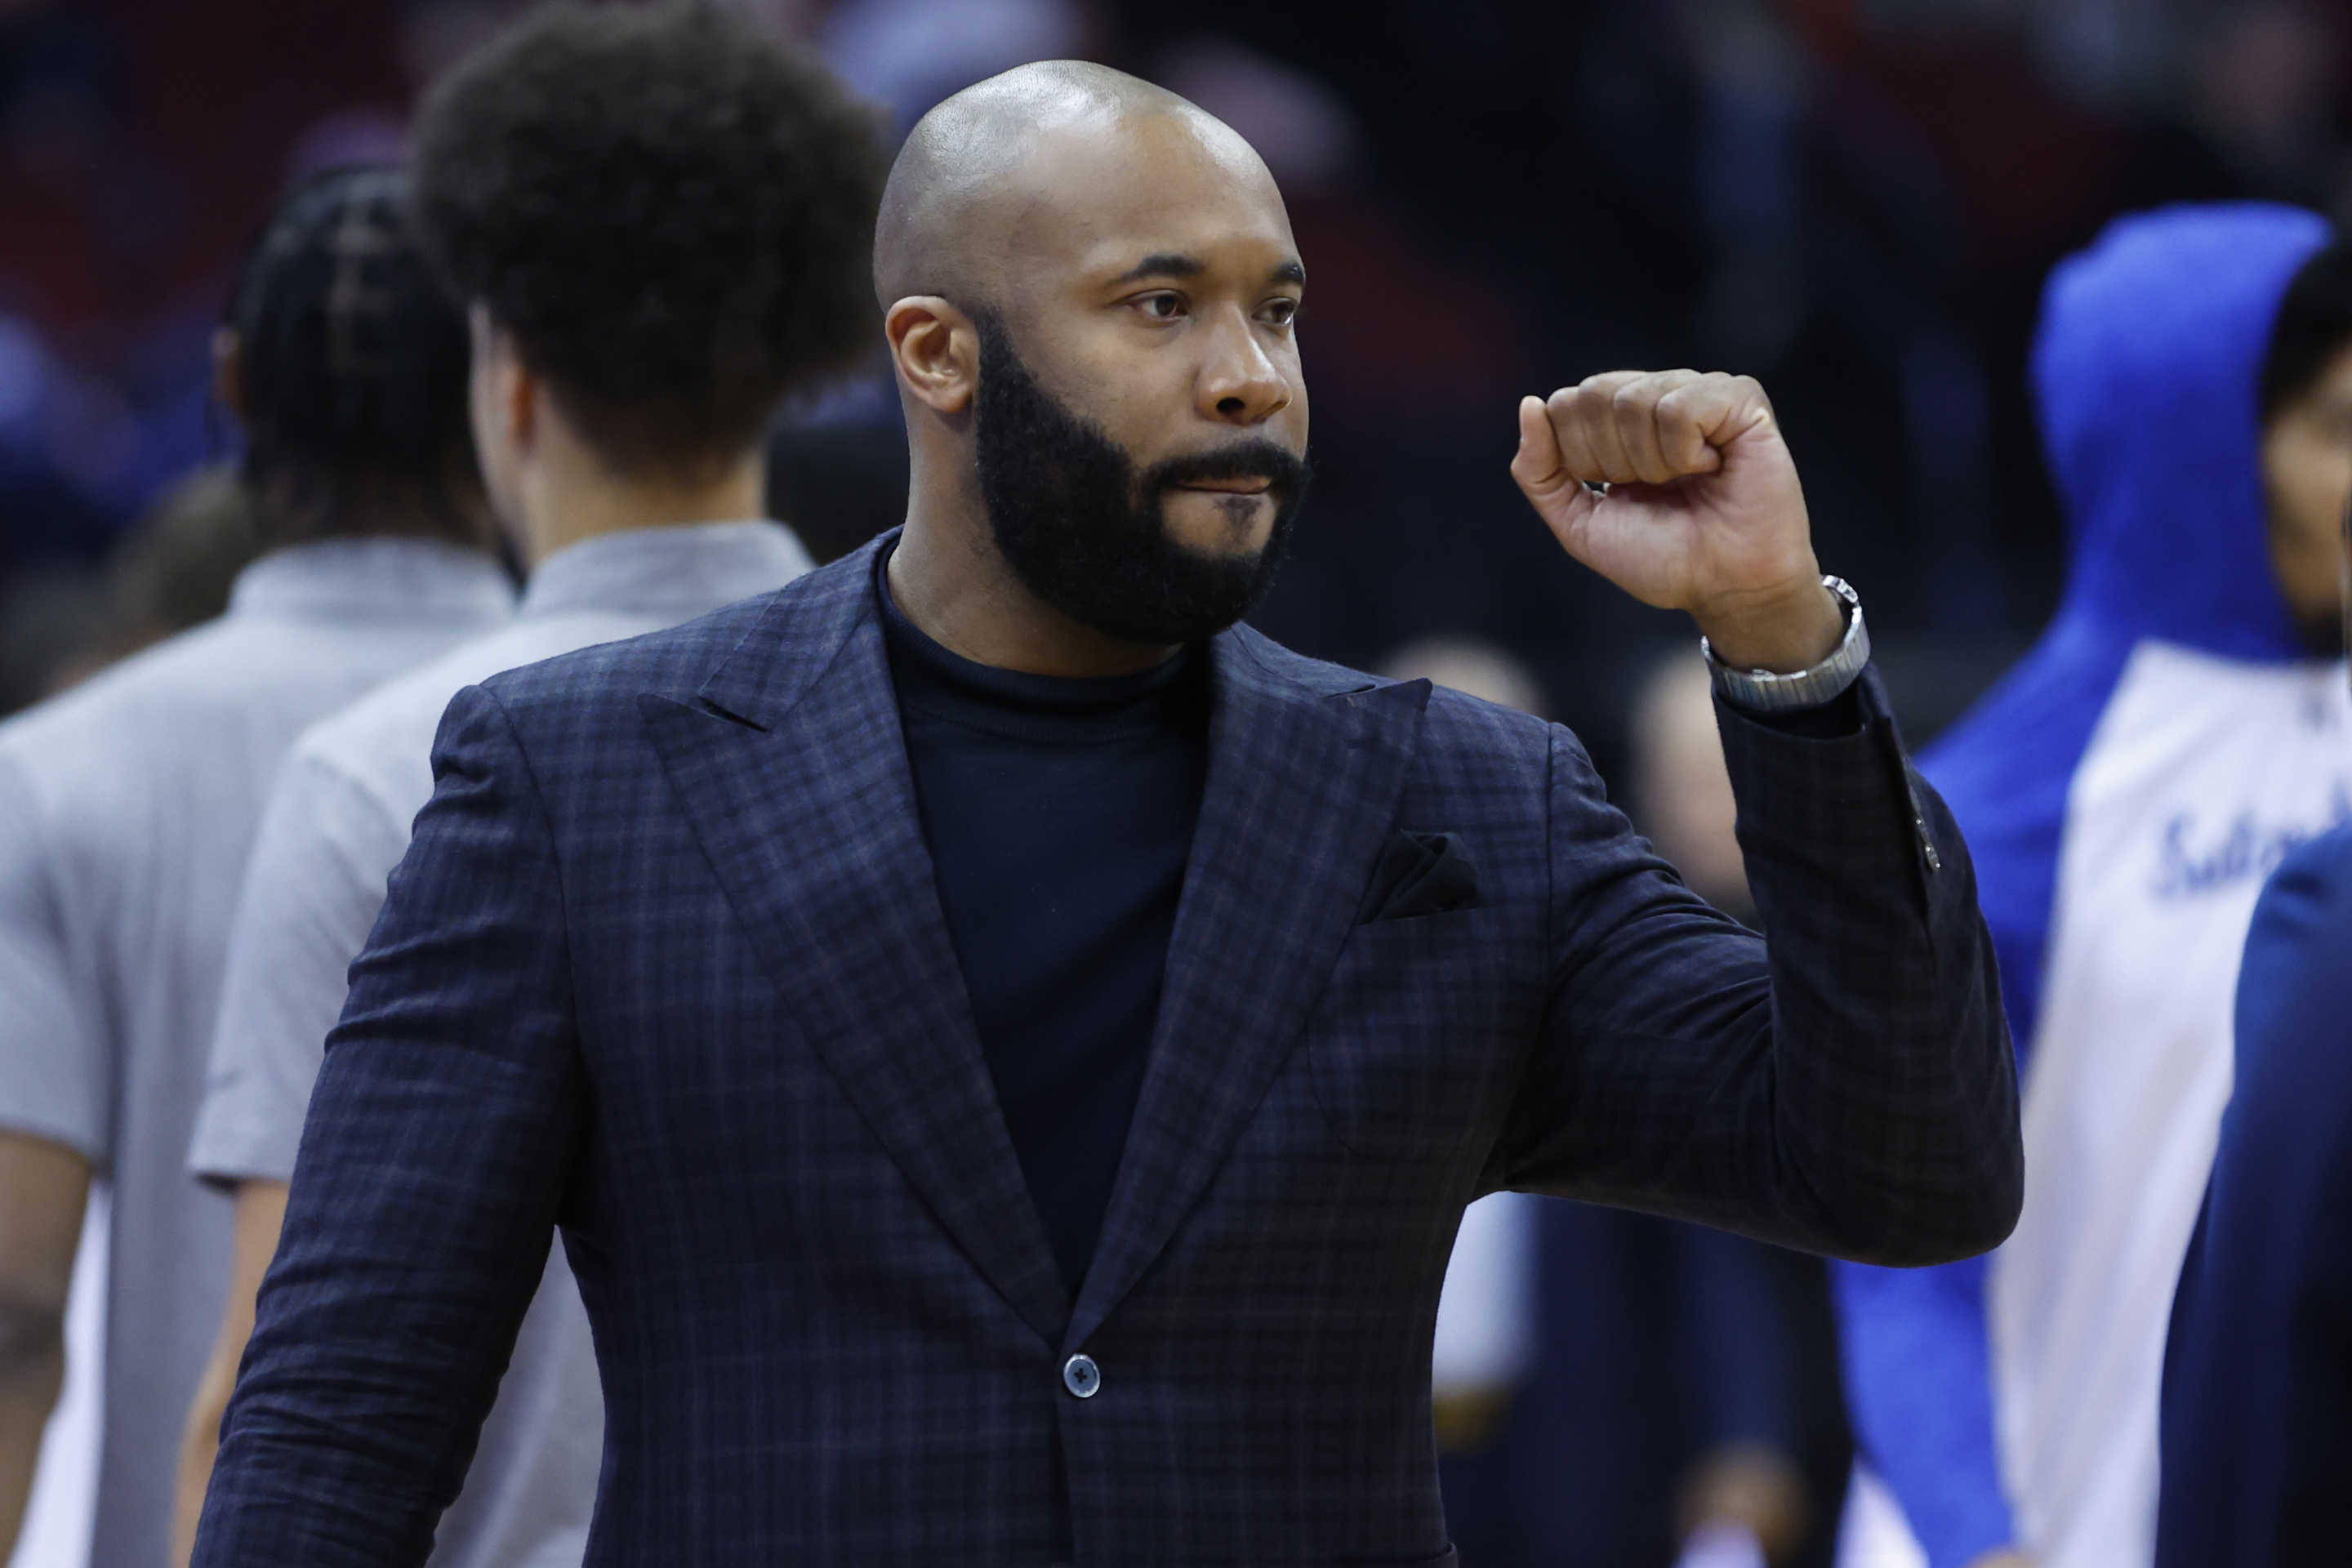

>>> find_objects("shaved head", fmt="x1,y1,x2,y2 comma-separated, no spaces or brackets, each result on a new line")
877,59,1311,670
873,60,1275,310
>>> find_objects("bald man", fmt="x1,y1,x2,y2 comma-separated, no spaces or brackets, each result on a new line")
194,63,2019,1566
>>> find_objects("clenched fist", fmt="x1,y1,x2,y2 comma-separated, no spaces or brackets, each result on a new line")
1510,370,1843,673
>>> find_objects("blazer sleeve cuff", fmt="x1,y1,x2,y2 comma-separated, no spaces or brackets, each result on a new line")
1713,666,1944,897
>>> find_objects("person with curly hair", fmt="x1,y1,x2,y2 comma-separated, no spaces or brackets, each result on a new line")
176,7,883,1566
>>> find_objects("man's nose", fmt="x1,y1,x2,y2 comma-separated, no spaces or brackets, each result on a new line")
1195,312,1292,426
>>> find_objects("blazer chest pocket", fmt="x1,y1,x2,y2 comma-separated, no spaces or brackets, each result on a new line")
1307,907,1519,1160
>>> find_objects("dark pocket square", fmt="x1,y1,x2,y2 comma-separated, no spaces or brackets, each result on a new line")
1356,831,1483,923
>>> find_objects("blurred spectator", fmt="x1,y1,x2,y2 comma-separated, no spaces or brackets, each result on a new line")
1837,207,2352,1568
0,463,262,719
822,0,1096,131
1628,652,1752,923
0,310,144,572
768,401,911,565
4,0,2346,777
0,164,512,1566
95,463,261,657
2184,2,2344,204
0,566,106,716
1377,636,1548,720
1394,637,1844,1568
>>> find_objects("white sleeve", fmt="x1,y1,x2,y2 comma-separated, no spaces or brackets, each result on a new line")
0,751,106,1162
189,747,410,1185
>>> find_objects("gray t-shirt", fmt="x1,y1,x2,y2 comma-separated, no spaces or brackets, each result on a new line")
0,539,514,1568
191,520,813,1568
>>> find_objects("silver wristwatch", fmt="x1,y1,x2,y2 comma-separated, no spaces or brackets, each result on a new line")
1700,575,1869,713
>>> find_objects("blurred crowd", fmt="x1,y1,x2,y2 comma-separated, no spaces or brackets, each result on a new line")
10,0,2352,761
6,2,2352,1567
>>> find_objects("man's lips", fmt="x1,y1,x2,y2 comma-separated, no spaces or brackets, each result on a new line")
1171,477,1274,495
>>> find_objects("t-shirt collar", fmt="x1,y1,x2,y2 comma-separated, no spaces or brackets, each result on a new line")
519,519,813,621
227,537,515,626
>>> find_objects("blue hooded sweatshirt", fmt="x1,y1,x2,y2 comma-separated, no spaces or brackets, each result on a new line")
1835,203,2348,1568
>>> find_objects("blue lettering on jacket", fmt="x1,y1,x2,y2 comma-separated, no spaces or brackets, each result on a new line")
2154,784,2352,898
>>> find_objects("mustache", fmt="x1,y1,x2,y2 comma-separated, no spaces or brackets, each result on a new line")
1144,439,1311,497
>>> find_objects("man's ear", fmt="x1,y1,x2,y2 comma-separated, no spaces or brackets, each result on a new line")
470,304,540,452
212,327,246,421
885,296,978,416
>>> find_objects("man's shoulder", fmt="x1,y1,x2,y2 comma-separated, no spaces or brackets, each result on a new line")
1228,626,1557,773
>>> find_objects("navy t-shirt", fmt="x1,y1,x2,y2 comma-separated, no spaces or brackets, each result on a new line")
878,556,1209,1293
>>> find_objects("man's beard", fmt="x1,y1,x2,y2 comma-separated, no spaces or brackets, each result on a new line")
971,310,1309,645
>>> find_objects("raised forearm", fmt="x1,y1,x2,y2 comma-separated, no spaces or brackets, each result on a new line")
1714,683,2020,1263
1516,686,2019,1263
1508,368,2019,1262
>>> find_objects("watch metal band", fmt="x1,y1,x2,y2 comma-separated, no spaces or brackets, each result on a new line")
1701,575,1869,712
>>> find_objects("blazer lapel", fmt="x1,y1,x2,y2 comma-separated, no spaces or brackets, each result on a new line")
1069,631,1430,1347
638,541,1067,1347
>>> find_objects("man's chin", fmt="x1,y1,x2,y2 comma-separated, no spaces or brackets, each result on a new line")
1159,488,1279,556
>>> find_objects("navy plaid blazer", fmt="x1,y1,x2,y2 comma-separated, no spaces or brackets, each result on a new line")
197,535,2019,1566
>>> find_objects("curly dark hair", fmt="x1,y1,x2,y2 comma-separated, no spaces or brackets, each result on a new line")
412,2,888,478
225,165,485,550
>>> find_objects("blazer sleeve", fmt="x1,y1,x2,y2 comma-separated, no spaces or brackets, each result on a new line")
192,684,586,1568
1498,670,2021,1269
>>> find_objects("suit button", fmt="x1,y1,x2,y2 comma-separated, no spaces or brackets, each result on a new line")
1062,1353,1101,1399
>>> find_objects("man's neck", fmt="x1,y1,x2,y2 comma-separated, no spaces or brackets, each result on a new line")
888,508,1179,679
519,447,767,568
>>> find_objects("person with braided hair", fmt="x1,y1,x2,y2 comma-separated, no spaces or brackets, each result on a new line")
0,165,514,1566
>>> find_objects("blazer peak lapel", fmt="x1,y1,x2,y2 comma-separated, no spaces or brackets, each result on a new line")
640,564,1067,1347
1070,637,1430,1345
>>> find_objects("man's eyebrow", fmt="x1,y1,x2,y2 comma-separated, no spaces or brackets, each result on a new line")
1104,253,1307,287
1111,252,1205,285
